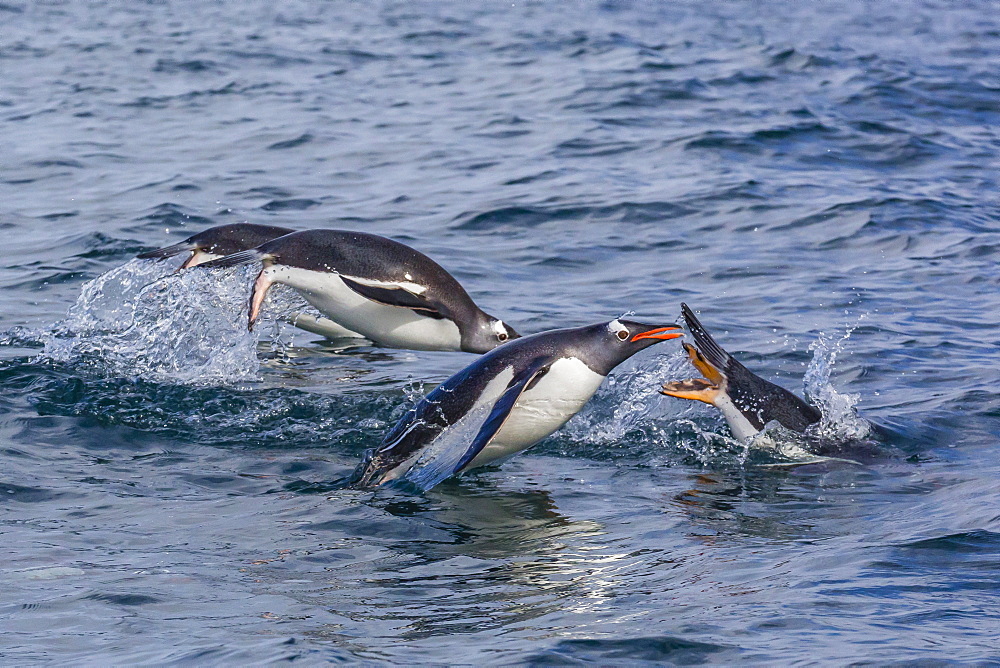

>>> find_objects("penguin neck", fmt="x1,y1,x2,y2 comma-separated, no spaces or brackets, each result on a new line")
456,307,497,353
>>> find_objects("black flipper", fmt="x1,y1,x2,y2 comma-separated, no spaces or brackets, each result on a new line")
136,241,195,260
197,250,266,270
340,275,449,320
452,357,551,474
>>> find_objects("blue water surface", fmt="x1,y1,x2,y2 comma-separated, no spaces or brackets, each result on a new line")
2,0,1000,663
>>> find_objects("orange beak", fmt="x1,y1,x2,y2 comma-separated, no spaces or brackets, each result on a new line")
630,326,684,342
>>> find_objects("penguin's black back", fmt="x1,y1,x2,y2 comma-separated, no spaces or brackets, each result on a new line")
354,326,607,484
725,363,822,433
191,223,294,256
259,230,478,315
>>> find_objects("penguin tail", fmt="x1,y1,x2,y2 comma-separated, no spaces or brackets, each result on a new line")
197,249,269,270
680,303,732,372
344,449,387,489
136,241,196,260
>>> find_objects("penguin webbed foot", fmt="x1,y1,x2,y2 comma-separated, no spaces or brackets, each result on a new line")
659,377,720,404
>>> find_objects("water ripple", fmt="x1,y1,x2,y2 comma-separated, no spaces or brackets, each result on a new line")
3,0,1000,663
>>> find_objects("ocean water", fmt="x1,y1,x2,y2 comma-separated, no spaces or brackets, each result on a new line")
3,0,1000,663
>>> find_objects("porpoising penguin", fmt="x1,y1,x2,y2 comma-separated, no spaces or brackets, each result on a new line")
199,229,519,353
351,318,683,489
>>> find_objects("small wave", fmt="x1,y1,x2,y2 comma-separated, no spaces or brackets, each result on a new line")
267,133,314,150
152,58,221,74
120,82,273,109
0,326,43,349
766,46,835,70
454,201,697,231
526,635,739,665
897,529,1000,553
260,198,321,211
224,50,312,68
553,138,645,158
684,122,835,154
139,202,216,229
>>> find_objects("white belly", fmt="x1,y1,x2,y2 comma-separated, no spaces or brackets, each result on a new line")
467,357,606,468
713,392,761,442
287,312,365,340
266,265,462,351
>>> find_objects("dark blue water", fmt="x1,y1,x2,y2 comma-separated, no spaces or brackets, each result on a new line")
3,0,1000,663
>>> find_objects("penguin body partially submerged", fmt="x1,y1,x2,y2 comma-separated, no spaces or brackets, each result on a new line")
661,303,821,441
353,319,683,489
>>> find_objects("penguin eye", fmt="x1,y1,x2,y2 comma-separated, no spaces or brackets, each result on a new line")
497,331,508,342
616,330,629,341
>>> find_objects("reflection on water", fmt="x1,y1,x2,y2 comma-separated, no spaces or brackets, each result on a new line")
671,469,817,542
265,481,626,643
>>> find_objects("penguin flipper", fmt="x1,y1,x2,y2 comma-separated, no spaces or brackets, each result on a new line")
452,357,551,474
136,240,195,260
340,275,449,320
198,249,266,269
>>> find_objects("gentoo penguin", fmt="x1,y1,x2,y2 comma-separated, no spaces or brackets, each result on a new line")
199,229,520,353
137,223,294,270
660,303,821,441
351,318,683,489
137,223,362,340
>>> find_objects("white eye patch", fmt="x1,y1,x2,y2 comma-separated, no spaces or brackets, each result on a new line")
607,320,629,339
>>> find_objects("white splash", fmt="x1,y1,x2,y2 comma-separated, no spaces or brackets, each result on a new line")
40,260,265,384
563,348,693,443
802,318,871,441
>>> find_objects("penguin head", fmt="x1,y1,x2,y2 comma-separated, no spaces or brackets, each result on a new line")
574,319,684,376
460,315,522,354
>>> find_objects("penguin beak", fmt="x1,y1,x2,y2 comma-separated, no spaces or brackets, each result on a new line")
630,326,684,342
